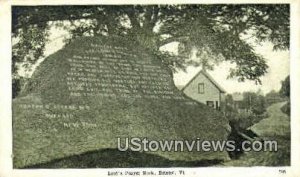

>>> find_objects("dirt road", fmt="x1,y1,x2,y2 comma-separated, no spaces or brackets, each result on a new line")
250,101,290,137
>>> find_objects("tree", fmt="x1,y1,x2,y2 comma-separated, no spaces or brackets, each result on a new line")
280,75,290,116
242,91,266,115
280,75,290,98
265,90,283,105
223,94,238,119
12,5,289,93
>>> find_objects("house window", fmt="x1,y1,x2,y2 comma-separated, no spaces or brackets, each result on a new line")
206,101,214,108
198,83,204,94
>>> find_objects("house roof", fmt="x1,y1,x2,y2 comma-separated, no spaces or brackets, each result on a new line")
181,70,226,93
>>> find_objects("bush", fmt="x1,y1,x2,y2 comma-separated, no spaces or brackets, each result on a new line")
228,112,268,130
281,101,290,116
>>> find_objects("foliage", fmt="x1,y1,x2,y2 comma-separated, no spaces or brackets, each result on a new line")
233,113,267,130
281,101,290,116
225,92,266,116
265,90,286,105
280,75,290,98
278,76,290,116
223,91,268,136
12,76,29,98
222,94,238,119
12,4,289,84
242,92,266,115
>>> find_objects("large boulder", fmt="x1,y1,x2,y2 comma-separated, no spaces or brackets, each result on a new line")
13,36,230,168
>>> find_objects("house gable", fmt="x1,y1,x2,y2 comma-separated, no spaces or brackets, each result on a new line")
182,70,226,93
181,70,226,108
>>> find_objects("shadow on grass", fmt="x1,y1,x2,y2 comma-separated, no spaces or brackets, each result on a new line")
21,149,223,168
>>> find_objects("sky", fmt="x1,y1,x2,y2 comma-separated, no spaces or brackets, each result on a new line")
21,26,290,95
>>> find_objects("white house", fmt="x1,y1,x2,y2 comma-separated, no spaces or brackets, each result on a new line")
181,70,226,110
